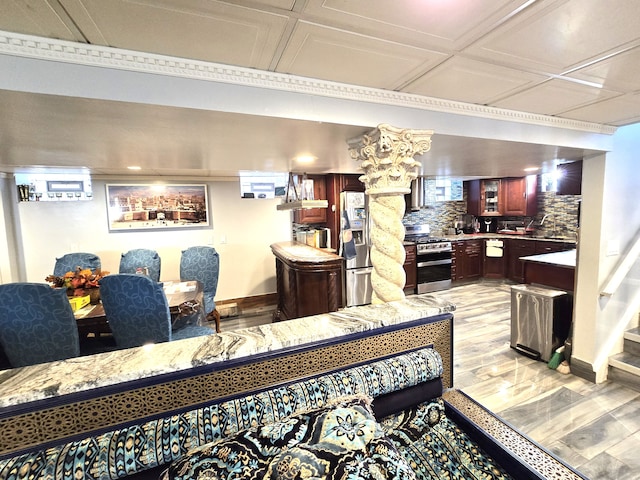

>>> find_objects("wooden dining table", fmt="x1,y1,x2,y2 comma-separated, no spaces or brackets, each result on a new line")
74,280,206,337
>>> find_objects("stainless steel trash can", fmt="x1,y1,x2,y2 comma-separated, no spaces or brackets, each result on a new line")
510,284,572,362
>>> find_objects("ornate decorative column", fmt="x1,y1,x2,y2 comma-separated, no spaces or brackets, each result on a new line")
348,124,433,303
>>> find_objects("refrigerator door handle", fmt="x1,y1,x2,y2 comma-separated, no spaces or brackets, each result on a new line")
417,259,452,268
352,267,373,274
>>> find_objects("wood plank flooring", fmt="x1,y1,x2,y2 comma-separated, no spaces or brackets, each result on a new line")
221,280,640,479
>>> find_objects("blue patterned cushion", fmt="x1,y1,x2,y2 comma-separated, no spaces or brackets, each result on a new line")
0,348,442,479
53,252,101,277
119,249,161,282
380,399,514,480
180,246,219,315
162,395,417,480
0,283,80,367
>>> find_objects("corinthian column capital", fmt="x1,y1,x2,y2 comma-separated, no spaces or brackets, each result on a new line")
348,124,433,195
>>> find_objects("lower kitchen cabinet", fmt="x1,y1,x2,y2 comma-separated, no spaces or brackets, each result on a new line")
403,243,417,293
452,239,482,281
483,239,505,278
506,238,575,282
535,240,574,254
452,237,578,285
506,239,536,283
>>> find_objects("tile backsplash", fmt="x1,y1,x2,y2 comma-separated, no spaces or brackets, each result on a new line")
403,201,467,235
403,180,580,238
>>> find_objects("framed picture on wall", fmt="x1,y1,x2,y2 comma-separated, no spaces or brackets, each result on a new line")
106,184,210,231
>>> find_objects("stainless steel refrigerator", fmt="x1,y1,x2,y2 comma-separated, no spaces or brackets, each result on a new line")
339,191,372,306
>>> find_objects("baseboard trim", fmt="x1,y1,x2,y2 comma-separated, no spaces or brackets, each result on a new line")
569,357,597,383
218,293,277,313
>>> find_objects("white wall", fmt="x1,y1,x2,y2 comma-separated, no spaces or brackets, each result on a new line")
573,123,640,380
12,178,292,302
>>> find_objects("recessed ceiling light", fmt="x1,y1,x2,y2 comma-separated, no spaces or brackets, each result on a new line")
127,166,142,170
524,167,539,172
295,155,316,164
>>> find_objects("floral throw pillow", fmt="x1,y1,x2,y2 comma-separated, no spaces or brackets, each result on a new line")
162,395,416,480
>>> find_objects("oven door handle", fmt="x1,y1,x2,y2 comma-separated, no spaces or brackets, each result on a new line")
417,259,452,268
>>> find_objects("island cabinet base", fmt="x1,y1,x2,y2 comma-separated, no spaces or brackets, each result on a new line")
271,242,344,321
524,261,575,292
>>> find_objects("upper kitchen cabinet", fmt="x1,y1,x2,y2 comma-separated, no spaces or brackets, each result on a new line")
502,176,537,216
293,175,327,224
337,174,365,192
556,161,582,195
467,176,537,217
467,179,502,216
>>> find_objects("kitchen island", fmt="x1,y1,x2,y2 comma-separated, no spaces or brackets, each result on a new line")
271,241,344,321
520,249,577,291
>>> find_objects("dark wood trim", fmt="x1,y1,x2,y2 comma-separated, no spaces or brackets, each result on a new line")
216,293,278,313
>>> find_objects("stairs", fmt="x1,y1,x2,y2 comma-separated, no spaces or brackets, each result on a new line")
608,327,640,392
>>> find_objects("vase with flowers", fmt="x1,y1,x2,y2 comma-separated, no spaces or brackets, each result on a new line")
46,267,110,304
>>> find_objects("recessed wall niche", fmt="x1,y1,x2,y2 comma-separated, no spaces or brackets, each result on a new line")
15,173,93,202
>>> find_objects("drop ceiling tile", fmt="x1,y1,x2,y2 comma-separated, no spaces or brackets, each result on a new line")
492,78,621,116
0,0,83,41
569,45,640,93
465,0,640,74
302,0,530,51
403,56,547,104
560,93,640,126
59,0,289,68
276,21,448,89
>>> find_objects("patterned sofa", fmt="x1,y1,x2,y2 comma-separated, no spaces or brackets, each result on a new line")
0,308,585,480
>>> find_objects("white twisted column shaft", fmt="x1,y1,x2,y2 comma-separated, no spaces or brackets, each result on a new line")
368,194,406,303
348,124,433,304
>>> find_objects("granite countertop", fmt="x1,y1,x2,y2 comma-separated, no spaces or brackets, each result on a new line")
519,249,577,268
441,233,576,243
0,294,456,409
271,241,343,263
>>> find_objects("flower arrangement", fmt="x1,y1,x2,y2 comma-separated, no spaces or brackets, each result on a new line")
46,267,109,297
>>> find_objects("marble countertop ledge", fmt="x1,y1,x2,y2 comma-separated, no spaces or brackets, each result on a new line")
519,249,577,268
0,293,455,409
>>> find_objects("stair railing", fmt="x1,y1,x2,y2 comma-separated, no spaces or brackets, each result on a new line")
593,229,640,374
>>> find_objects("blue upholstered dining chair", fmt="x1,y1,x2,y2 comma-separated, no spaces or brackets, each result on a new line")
0,283,80,367
99,274,213,349
180,246,220,332
119,248,161,282
54,252,101,276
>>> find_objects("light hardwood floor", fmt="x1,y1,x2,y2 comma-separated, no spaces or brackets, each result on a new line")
221,281,640,479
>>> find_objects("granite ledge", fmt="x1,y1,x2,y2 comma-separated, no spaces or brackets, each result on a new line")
0,293,455,409
519,249,576,268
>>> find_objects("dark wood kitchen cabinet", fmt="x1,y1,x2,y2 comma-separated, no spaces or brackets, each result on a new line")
535,240,575,254
483,239,505,279
506,239,575,283
271,242,343,321
467,179,502,216
452,239,482,281
325,174,365,250
293,175,327,224
502,176,537,216
403,243,417,293
467,176,537,217
556,160,582,195
506,238,536,283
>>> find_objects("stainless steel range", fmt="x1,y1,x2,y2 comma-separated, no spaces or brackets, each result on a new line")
405,224,452,293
